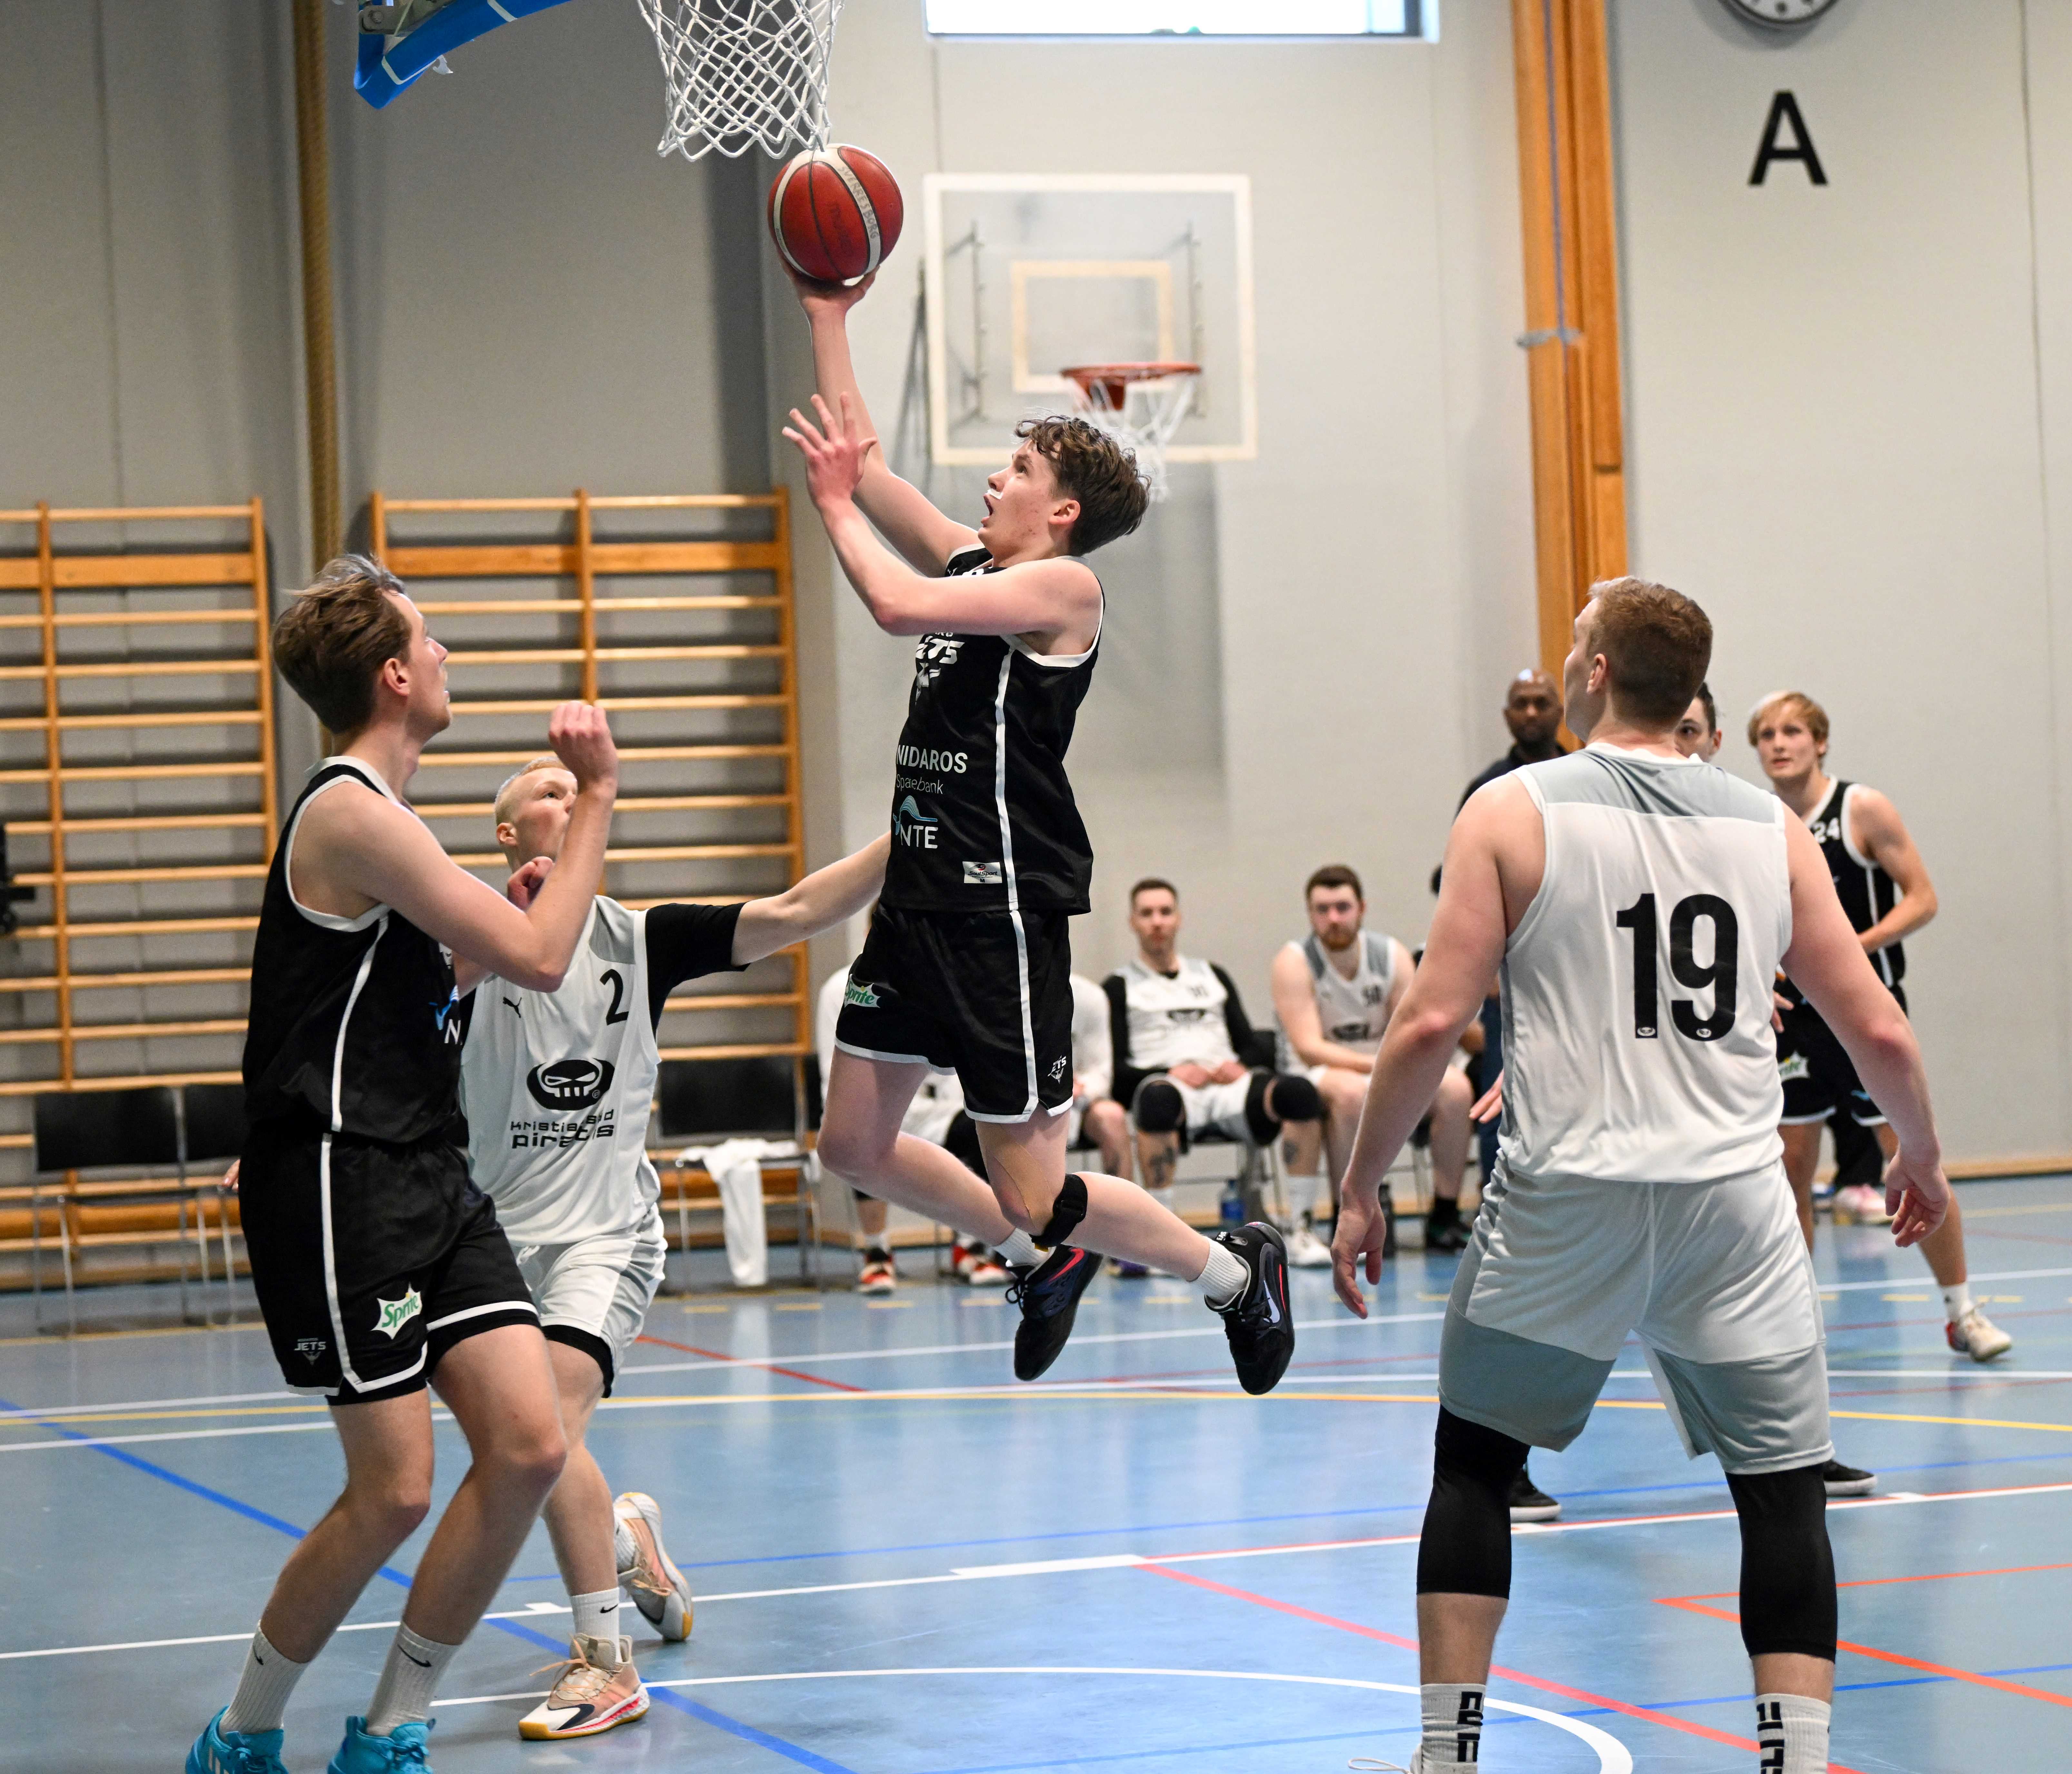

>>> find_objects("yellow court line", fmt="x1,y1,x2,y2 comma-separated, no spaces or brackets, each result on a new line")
1832,1407,2072,1434
0,1320,266,1349
1962,1201,2072,1218
0,1403,331,1429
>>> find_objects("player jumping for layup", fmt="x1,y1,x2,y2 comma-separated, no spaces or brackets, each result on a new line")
781,270,1292,1392
1335,580,1949,1773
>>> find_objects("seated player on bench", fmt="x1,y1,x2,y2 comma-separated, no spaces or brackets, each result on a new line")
1085,878,1324,1276
457,759,887,1740
1269,863,1475,1265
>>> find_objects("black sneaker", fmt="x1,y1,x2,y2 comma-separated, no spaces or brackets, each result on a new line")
1821,1457,1876,1498
1424,1198,1470,1255
1006,1243,1101,1381
1208,1222,1294,1395
1508,1468,1561,1523
1381,1202,1398,1259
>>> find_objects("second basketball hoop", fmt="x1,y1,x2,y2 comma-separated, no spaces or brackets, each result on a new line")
1061,363,1201,502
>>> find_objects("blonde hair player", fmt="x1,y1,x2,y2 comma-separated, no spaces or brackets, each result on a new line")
1336,579,1950,1774
456,759,886,1740
780,267,1294,1394
1746,691,2010,1362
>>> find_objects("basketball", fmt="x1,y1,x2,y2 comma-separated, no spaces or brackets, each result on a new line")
765,144,904,286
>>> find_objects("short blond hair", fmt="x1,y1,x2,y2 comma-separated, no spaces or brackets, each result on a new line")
1745,691,1829,749
493,755,564,828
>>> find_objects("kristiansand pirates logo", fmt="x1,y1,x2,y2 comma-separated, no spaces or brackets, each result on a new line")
526,1057,615,1110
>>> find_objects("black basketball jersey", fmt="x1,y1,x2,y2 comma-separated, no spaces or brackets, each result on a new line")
243,759,465,1142
878,545,1099,915
1807,778,1905,988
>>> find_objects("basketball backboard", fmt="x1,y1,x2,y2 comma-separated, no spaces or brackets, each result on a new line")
921,174,1256,468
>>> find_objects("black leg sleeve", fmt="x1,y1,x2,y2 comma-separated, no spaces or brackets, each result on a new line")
1727,1464,1837,1662
1415,1407,1527,1599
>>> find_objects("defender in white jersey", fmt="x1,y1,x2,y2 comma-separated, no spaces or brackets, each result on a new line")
1334,581,1950,1774
458,757,886,1741
1269,863,1474,1262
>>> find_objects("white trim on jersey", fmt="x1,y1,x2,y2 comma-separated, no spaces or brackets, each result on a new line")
832,1037,937,1069
283,768,389,934
319,1129,427,1397
1823,781,1898,987
992,648,1040,1120
1007,591,1104,669
425,1298,539,1334
330,920,386,1133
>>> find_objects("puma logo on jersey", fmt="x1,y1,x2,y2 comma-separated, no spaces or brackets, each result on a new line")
373,1287,422,1338
913,636,964,685
503,996,522,1014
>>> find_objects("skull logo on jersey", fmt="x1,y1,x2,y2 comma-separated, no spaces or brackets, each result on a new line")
913,635,963,686
525,1056,616,1110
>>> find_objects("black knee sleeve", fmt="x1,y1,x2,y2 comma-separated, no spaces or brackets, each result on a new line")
1415,1407,1527,1599
1036,1172,1088,1248
1240,1069,1318,1144
1133,1076,1186,1134
942,1110,985,1177
1727,1464,1837,1662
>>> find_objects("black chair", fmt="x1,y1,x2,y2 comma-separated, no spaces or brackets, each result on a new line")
654,1056,810,1284
181,1082,249,1316
31,1086,193,1333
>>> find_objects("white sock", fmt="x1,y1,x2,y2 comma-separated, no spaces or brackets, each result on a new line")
1419,1681,1485,1767
570,1587,624,1646
614,1514,640,1575
997,1229,1040,1268
1196,1240,1250,1307
364,1624,459,1736
1287,1172,1327,1222
1942,1282,1974,1322
221,1625,309,1736
1754,1692,1830,1773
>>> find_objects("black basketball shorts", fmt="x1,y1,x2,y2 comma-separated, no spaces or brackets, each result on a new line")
834,904,1075,1123
1777,986,1907,1128
240,1124,538,1402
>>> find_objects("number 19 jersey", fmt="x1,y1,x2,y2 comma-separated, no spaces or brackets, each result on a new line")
1498,744,1791,1185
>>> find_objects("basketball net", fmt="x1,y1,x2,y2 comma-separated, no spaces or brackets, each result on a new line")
1061,364,1201,504
635,0,841,162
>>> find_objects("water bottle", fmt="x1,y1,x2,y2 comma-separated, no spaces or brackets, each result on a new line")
1219,1178,1245,1228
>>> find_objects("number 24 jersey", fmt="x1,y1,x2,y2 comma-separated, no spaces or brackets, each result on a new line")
1497,744,1791,1184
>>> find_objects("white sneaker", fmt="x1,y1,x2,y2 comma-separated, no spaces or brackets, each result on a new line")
1831,1183,1892,1225
1947,1306,2013,1362
614,1490,694,1640
1285,1222,1332,1268
518,1634,648,1739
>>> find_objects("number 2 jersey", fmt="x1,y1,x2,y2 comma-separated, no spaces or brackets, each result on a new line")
879,545,1100,915
1497,743,1791,1184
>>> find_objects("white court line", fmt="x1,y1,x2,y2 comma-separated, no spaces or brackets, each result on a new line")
1819,1264,2072,1291
9,1478,2070,1664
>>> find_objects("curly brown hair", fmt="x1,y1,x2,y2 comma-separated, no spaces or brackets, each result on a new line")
272,554,410,737
1015,416,1149,556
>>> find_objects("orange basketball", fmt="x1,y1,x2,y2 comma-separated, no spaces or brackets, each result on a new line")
766,144,904,286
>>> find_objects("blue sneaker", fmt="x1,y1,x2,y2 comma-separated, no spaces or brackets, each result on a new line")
326,1718,432,1772
186,1709,290,1774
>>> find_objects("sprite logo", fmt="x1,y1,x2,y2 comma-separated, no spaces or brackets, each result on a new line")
844,978,882,1009
373,1286,423,1339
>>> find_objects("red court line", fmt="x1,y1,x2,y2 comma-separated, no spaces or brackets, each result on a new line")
1135,1561,1871,1770
1666,1558,2072,1602
633,1333,867,1392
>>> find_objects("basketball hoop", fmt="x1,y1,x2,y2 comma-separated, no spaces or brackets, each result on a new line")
1060,363,1201,503
635,0,843,162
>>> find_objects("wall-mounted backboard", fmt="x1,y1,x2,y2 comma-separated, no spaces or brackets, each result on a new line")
922,173,1257,468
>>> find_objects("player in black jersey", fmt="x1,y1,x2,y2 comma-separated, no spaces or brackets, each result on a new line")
781,270,1293,1394
1751,691,2012,1363
189,558,620,1774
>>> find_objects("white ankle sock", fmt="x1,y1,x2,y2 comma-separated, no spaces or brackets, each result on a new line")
570,1587,624,1645
364,1624,459,1736
1287,1172,1327,1221
1419,1682,1485,1767
614,1513,640,1575
1942,1282,1974,1322
221,1625,308,1736
997,1229,1040,1268
1754,1692,1830,1772
1196,1240,1249,1307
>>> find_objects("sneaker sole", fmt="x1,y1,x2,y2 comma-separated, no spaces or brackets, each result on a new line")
617,1491,694,1640
1823,1478,1877,1497
1509,1504,1562,1523
519,1684,651,1740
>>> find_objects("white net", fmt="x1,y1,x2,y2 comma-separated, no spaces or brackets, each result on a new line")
635,0,842,162
1063,367,1200,504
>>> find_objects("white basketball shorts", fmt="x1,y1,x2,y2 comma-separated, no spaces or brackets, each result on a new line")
513,1210,668,1395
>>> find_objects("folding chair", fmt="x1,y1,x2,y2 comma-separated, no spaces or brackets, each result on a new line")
181,1082,249,1321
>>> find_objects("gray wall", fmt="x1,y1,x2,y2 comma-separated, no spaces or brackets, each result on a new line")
1609,0,2072,1161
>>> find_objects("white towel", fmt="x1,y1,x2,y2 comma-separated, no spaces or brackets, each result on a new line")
675,1137,802,1288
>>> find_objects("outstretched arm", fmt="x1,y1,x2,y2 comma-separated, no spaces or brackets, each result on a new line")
793,273,977,572
733,835,890,965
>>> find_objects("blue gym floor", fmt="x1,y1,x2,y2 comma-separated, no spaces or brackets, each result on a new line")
7,1179,2072,1773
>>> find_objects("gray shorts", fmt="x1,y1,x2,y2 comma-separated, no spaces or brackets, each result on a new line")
513,1211,667,1393
1439,1161,1831,1475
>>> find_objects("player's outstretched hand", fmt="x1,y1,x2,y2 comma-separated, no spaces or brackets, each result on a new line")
1331,1193,1388,1318
548,702,616,793
1884,1144,1950,1249
789,266,875,315
506,855,555,911
783,392,878,509
221,1158,240,1193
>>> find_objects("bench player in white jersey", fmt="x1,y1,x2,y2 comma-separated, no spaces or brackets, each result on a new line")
1334,580,1950,1774
1269,864,1474,1262
782,269,1294,1394
457,758,887,1740
1749,690,2012,1362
